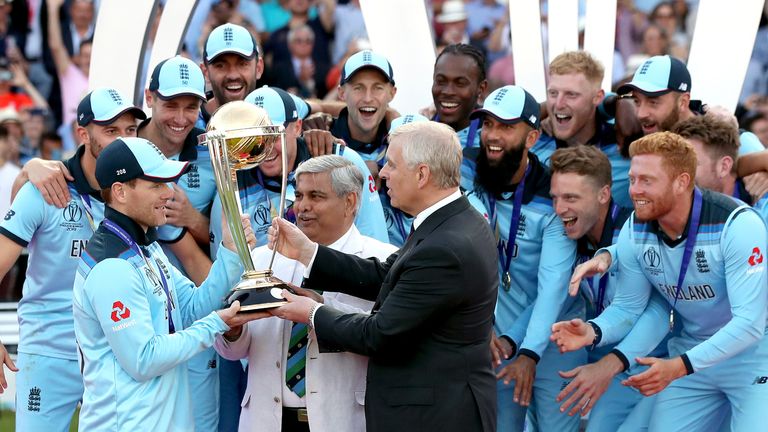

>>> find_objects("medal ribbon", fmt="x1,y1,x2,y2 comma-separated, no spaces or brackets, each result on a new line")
668,188,703,330
489,164,530,291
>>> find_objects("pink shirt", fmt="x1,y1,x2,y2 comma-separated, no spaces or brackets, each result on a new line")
60,63,89,127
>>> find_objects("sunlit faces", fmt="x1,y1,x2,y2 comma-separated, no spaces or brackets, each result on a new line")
121,179,175,230
687,137,728,193
479,117,534,165
293,171,356,246
551,172,610,240
633,91,686,135
339,69,395,141
380,138,419,215
259,121,300,178
432,53,485,131
628,153,678,221
204,53,262,104
546,73,602,142
146,93,202,149
80,112,139,159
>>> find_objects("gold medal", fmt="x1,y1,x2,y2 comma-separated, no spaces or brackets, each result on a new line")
502,272,511,291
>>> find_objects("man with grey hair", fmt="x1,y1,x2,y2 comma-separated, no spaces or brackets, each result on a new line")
267,24,329,98
214,155,396,432
268,121,499,432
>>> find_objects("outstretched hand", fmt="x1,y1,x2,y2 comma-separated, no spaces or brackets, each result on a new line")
551,319,594,353
569,252,612,296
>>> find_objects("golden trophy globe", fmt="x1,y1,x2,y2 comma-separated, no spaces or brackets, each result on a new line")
198,101,292,311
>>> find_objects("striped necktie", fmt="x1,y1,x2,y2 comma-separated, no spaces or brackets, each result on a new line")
286,279,309,397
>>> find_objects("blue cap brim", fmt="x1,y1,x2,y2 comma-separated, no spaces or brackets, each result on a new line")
91,106,147,125
156,87,207,102
617,81,673,97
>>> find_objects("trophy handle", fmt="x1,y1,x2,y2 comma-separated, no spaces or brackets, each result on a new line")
267,133,288,272
209,132,257,273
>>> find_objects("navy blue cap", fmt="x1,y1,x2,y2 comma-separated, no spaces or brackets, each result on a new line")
618,55,691,96
470,85,540,129
96,137,190,189
77,88,146,127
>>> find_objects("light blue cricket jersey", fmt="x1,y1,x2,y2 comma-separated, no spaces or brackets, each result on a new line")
531,115,632,209
594,188,768,372
468,154,582,360
209,138,388,258
73,207,242,431
0,146,105,360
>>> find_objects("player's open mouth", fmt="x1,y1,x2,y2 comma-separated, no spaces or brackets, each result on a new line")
554,113,572,124
561,216,577,227
359,106,377,119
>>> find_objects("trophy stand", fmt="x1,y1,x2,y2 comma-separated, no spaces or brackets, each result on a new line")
199,101,294,312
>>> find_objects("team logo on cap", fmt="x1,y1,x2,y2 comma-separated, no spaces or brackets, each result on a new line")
252,95,265,107
639,61,651,75
179,63,190,85
529,115,537,124
362,51,373,64
492,88,508,104
224,27,234,45
108,89,124,105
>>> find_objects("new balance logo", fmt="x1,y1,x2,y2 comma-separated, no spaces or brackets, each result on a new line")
207,359,217,369
753,376,768,384
28,387,41,412
3,209,14,221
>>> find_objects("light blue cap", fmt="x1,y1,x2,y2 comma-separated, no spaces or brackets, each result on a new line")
388,114,429,134
471,85,540,129
618,55,691,96
148,56,206,101
245,86,299,125
340,50,394,85
77,87,146,127
204,23,258,63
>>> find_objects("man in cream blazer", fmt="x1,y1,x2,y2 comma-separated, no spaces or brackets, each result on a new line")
214,155,396,432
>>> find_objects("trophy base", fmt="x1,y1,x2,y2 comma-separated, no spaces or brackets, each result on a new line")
225,275,295,312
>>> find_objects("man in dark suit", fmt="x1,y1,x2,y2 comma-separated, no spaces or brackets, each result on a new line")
269,120,498,432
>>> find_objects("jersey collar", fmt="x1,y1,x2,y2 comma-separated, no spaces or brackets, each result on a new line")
329,107,388,155
103,206,158,246
65,145,103,201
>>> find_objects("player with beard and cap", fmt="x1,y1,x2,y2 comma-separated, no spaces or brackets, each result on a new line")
548,145,676,432
73,136,260,431
531,51,632,208
198,23,264,127
552,132,768,432
465,85,585,432
208,86,388,263
0,88,144,430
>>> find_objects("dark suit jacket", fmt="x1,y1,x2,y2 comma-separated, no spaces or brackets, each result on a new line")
306,196,498,432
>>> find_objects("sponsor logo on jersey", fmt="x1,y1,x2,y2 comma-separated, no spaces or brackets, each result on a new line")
3,209,14,221
747,247,765,275
753,376,768,384
111,301,135,332
207,358,217,369
368,174,376,193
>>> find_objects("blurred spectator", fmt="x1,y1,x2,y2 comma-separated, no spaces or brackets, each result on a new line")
330,0,367,65
741,110,768,148
261,0,319,34
0,124,19,216
39,130,63,160
267,24,329,98
47,0,89,144
23,0,55,100
264,0,333,68
435,0,469,47
624,24,670,77
740,25,768,105
487,54,514,93
62,0,95,56
649,1,689,60
0,57,48,111
0,107,20,165
615,0,647,63
18,107,47,163
464,0,504,60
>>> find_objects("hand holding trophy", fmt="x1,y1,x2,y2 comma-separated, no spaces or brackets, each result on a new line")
199,101,294,312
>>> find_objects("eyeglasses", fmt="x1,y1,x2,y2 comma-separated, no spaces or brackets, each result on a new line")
292,38,314,45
